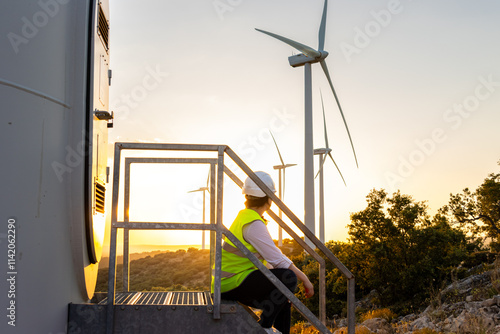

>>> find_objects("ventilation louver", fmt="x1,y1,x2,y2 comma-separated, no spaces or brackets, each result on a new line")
95,181,105,214
98,5,109,51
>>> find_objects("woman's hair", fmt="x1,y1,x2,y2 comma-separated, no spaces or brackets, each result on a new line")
244,195,270,208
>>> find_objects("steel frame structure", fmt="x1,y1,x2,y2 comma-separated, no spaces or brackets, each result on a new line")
106,143,355,334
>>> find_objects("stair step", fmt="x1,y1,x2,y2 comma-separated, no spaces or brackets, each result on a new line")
69,292,267,334
98,291,211,306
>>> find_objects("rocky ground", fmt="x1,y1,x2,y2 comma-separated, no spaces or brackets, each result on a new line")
333,263,500,334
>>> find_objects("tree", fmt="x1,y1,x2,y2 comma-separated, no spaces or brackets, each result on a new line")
346,189,472,311
446,167,500,250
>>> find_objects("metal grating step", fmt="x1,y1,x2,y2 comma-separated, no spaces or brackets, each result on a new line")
99,291,211,306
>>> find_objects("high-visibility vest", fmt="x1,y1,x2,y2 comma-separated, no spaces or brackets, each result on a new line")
211,209,267,293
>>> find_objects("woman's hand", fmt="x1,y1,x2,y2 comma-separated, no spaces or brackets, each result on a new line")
303,278,314,298
289,263,314,298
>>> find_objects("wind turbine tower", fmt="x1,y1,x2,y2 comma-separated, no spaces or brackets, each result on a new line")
256,0,357,245
314,92,346,243
270,131,297,246
188,171,210,249
0,1,112,332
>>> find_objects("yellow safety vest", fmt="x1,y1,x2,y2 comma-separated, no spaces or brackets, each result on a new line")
211,209,267,293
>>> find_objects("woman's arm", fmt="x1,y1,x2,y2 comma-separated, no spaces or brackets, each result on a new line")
288,263,314,298
243,221,314,298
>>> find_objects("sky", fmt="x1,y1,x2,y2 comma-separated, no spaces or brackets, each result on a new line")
105,0,500,251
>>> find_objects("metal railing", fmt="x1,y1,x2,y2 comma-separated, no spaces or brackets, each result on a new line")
106,143,355,334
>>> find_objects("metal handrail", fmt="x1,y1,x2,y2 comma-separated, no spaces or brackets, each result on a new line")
106,142,355,334
225,146,355,332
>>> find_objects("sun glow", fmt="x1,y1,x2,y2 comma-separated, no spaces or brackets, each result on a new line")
103,149,307,254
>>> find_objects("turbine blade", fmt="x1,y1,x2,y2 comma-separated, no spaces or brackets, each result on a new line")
206,169,210,187
315,154,328,179
320,60,359,168
328,152,347,187
255,28,321,58
318,0,328,51
269,130,285,167
320,90,329,149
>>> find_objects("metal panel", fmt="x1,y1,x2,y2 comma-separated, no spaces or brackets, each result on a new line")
117,142,224,152
125,157,218,165
123,159,131,292
106,143,122,333
348,278,356,334
209,162,217,286
320,263,326,324
70,303,267,334
113,222,218,230
212,146,225,320
0,1,109,333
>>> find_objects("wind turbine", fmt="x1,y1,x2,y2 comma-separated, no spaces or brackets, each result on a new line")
270,130,297,247
188,170,210,250
314,91,346,243
256,0,357,245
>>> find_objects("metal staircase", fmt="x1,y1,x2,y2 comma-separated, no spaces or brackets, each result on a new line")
68,143,355,334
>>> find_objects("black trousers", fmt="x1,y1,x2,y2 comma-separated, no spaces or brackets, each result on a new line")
221,269,298,334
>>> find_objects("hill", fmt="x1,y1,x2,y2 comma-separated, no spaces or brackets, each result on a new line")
96,247,211,292
99,250,170,269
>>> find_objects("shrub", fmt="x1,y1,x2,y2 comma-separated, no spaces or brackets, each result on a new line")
460,314,496,334
413,329,443,334
334,325,373,334
360,308,397,322
290,321,334,334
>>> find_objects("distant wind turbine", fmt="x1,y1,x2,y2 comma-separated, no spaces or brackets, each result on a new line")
256,0,357,244
314,91,346,243
270,130,297,247
188,170,210,250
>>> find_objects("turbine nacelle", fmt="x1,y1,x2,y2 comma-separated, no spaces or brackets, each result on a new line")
288,51,329,68
273,163,298,170
188,187,209,193
313,148,332,155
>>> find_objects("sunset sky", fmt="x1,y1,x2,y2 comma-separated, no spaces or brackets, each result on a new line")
105,0,500,251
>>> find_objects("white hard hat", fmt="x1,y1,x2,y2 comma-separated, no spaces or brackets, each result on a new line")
242,171,276,197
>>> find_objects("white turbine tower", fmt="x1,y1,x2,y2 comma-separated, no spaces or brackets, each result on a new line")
256,0,357,245
188,171,210,250
270,131,297,247
315,92,346,243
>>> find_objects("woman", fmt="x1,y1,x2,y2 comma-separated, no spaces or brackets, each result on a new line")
211,171,314,334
